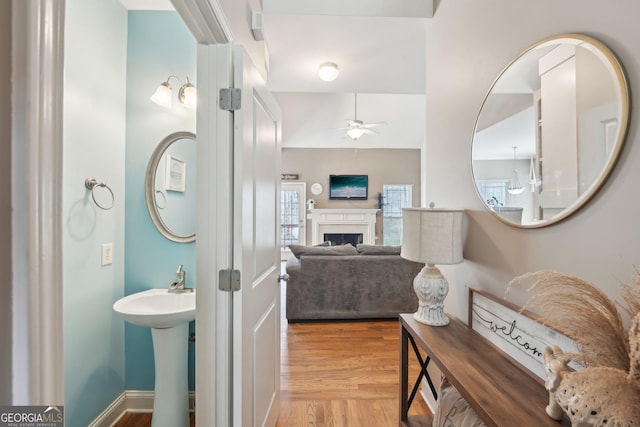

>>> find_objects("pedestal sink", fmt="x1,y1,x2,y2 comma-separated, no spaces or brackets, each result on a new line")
113,289,195,427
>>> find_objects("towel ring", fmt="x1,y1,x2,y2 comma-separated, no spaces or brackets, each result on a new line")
84,178,114,210
155,190,167,210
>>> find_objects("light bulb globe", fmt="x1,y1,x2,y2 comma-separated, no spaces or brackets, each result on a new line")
150,82,172,108
318,62,339,82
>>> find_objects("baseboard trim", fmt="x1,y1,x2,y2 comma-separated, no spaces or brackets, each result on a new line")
124,390,155,413
89,390,195,427
87,392,127,427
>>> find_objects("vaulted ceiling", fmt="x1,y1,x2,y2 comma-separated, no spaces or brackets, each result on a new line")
120,0,432,148
262,0,430,149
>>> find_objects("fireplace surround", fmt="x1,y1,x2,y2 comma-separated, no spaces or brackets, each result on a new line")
309,209,379,245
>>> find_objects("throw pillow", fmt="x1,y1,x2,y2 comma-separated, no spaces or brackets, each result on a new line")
289,243,358,258
356,244,401,255
432,377,486,427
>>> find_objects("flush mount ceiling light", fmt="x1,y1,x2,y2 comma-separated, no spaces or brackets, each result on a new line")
150,75,197,109
318,62,339,82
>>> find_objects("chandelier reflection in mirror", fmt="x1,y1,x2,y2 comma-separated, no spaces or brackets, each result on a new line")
150,75,197,109
471,34,629,228
507,146,525,195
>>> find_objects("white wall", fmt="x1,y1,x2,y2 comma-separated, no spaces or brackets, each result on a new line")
219,0,268,79
425,0,640,322
274,92,426,150
0,0,11,404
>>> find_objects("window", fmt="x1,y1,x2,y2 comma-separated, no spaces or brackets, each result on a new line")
382,185,412,246
477,180,507,207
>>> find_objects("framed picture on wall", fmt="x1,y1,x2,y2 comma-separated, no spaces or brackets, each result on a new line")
166,155,186,192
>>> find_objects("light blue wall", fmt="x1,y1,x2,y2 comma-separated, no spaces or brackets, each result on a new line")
125,11,197,391
63,0,127,425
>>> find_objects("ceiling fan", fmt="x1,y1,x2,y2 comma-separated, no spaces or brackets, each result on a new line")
340,93,387,140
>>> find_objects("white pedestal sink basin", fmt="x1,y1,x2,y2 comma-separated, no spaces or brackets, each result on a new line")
113,289,195,427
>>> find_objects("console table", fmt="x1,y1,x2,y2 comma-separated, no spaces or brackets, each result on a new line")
399,313,569,427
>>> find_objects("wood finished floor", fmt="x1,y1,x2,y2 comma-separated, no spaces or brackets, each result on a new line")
114,319,430,427
276,319,431,426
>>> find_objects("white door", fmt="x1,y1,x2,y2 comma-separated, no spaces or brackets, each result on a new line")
232,46,282,427
195,43,281,426
281,182,306,260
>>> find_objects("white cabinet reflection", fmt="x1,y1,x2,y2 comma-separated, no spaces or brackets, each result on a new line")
472,34,629,228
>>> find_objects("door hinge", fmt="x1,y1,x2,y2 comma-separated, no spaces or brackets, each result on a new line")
219,88,242,111
219,268,241,292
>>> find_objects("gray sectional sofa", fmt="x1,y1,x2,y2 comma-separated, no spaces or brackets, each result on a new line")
285,244,423,322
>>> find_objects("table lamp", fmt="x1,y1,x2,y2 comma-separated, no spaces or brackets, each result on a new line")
401,207,464,326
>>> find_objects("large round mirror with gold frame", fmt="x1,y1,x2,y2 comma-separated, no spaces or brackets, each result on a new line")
471,34,629,228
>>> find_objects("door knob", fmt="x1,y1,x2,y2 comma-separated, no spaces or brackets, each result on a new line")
278,273,290,282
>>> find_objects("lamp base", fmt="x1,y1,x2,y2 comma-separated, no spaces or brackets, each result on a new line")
413,265,449,326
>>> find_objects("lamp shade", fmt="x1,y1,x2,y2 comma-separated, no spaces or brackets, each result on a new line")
150,81,173,108
179,82,197,109
401,208,464,265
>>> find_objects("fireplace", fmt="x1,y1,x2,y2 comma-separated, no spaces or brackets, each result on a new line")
324,233,363,246
309,209,379,245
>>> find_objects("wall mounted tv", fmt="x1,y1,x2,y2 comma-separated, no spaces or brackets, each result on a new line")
329,175,368,200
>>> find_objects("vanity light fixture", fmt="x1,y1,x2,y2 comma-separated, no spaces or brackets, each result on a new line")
150,75,197,109
507,146,525,195
318,62,339,82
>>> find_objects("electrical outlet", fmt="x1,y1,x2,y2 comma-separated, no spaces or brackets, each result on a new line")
101,243,113,266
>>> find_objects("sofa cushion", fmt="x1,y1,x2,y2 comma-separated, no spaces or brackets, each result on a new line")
289,243,358,258
356,244,401,255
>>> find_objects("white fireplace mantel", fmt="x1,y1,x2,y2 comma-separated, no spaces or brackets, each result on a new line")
308,209,380,245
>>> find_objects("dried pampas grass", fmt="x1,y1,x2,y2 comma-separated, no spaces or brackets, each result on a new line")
509,270,639,371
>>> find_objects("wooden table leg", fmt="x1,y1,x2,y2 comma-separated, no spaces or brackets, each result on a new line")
400,321,409,424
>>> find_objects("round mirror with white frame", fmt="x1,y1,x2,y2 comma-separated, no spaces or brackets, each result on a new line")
471,34,629,228
145,131,196,243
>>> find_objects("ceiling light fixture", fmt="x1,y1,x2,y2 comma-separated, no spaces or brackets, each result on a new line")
150,75,197,109
341,93,386,140
318,62,339,82
346,127,365,140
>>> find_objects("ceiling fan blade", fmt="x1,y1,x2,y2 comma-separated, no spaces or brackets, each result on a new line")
361,121,387,128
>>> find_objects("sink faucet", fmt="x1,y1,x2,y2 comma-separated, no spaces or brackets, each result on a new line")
168,265,194,293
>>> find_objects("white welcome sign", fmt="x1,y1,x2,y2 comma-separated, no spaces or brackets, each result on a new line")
469,289,577,381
